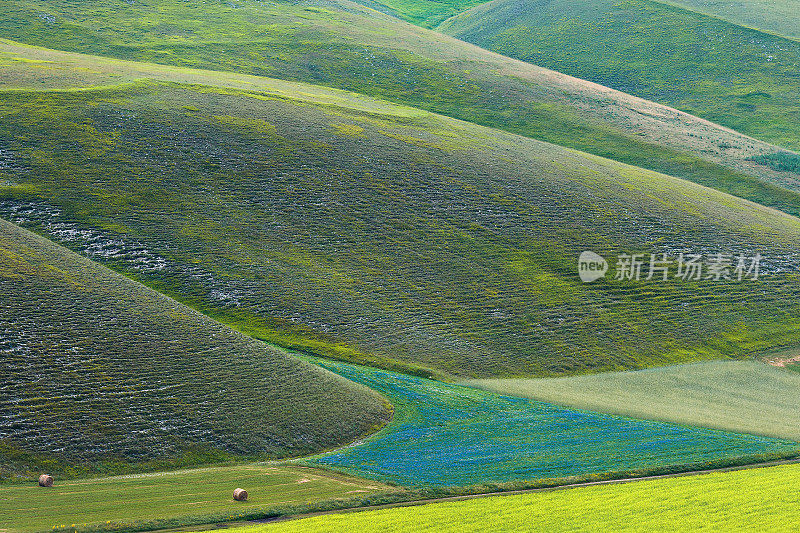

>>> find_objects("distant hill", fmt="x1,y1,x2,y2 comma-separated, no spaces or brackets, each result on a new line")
655,0,800,41
0,217,390,480
3,75,800,379
1,0,800,213
439,0,800,152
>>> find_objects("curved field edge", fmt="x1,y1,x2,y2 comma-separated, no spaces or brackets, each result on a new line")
0,217,391,481
464,360,800,442
3,0,800,211
5,81,800,377
296,358,800,488
228,461,800,532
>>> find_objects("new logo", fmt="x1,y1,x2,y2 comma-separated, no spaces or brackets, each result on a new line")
578,251,608,283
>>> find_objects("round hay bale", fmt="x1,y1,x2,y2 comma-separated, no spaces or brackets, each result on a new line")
233,488,248,501
38,474,54,487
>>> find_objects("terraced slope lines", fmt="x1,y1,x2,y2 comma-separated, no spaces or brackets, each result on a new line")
4,80,800,377
0,217,390,480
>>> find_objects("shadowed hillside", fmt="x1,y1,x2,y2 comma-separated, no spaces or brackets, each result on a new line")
0,217,390,480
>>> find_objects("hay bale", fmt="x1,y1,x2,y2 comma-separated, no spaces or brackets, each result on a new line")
38,474,54,487
233,488,248,501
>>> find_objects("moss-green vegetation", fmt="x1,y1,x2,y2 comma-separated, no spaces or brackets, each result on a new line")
466,361,800,441
0,216,390,480
439,0,800,152
750,152,800,174
1,1,799,211
4,81,800,379
0,464,393,533
233,462,800,532
301,358,800,487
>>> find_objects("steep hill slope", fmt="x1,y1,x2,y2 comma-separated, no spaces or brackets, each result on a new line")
1,0,800,212
0,217,390,480
3,79,800,378
439,0,800,152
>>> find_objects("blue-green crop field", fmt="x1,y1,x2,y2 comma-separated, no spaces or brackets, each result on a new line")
301,358,800,487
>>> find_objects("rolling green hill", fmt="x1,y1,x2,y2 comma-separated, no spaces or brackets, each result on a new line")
466,361,800,441
3,75,800,378
439,0,800,152
2,0,800,213
656,0,800,41
0,217,390,480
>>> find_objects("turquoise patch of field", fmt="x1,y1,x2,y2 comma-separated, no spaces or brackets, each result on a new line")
301,358,800,487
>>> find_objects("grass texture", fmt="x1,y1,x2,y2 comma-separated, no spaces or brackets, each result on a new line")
1,0,800,207
0,464,392,533
466,361,800,441
301,358,800,487
439,0,800,152
4,82,800,377
231,462,800,532
0,216,390,480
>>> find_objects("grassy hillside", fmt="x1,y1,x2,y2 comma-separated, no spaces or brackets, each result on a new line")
4,80,800,377
301,358,800,487
2,0,800,210
439,0,800,152
0,465,393,533
0,217,390,480
656,0,800,41
466,361,800,441
236,463,800,532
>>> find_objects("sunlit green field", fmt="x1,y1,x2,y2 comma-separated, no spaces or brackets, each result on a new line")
238,463,800,532
0,464,393,533
467,360,800,441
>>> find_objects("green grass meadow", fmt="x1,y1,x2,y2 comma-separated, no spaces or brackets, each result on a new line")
0,464,393,533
